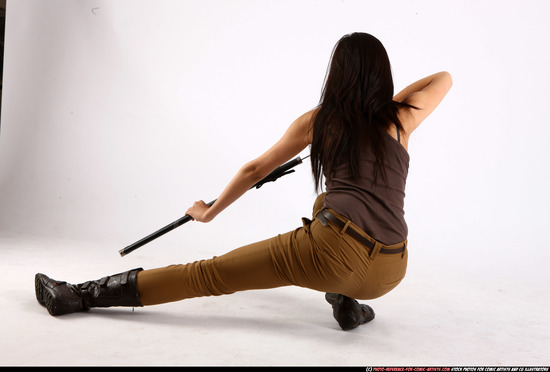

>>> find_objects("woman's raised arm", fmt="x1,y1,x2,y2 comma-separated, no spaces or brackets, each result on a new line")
394,71,453,133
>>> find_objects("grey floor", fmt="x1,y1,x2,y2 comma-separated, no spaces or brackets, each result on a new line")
1,231,548,366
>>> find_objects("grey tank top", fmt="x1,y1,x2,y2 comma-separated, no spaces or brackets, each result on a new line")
323,130,410,245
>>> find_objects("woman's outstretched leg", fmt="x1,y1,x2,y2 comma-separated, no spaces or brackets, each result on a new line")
136,221,348,306
35,217,348,316
136,234,295,306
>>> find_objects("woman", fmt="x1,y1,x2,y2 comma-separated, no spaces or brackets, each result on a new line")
35,33,452,331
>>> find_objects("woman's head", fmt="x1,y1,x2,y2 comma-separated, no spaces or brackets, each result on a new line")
311,33,410,192
321,32,395,114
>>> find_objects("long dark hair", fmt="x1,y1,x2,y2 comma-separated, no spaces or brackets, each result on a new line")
311,32,414,192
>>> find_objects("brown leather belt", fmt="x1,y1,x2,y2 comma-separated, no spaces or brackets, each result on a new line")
316,209,406,255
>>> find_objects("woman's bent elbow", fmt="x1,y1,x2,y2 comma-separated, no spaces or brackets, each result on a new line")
440,71,453,89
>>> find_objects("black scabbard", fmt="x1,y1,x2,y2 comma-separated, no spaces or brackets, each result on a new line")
119,156,306,257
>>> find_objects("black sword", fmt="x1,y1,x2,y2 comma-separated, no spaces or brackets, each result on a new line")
119,155,308,257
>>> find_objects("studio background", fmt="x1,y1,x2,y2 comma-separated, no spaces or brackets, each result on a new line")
1,0,548,366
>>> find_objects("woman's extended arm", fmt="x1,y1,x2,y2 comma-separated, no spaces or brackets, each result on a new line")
394,71,453,133
186,109,315,223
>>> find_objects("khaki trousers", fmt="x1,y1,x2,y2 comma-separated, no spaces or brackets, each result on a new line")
137,194,408,306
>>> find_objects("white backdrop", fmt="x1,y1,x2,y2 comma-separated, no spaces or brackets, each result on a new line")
2,0,549,270
1,0,550,366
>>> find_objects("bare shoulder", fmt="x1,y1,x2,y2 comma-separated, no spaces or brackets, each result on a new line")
300,107,318,128
294,107,318,144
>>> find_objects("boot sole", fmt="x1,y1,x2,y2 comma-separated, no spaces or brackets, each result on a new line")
35,274,47,307
35,273,57,316
35,273,70,316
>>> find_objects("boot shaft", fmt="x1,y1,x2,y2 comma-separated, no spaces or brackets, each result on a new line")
79,268,143,309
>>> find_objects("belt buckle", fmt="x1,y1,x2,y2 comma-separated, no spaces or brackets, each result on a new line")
316,210,329,227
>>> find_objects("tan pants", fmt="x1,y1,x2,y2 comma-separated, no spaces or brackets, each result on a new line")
137,194,408,306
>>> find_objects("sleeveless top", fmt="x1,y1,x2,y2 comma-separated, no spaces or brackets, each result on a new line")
323,129,410,245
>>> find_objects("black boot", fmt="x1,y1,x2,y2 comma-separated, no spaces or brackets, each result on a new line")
35,268,143,316
325,293,375,331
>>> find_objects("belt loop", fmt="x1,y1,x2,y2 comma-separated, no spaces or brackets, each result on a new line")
402,240,407,258
370,242,382,260
301,217,312,233
339,220,351,236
